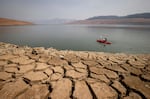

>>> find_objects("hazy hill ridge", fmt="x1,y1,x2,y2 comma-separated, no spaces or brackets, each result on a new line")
0,18,32,26
70,13,150,25
87,13,150,20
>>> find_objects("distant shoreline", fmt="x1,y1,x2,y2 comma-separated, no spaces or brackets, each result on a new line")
69,18,150,25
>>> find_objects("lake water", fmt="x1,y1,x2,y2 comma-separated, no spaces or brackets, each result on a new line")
0,24,150,53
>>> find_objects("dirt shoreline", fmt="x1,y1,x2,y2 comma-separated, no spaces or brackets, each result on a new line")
0,18,32,26
0,42,150,99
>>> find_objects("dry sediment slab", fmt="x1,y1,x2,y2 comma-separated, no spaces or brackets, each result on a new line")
0,42,150,99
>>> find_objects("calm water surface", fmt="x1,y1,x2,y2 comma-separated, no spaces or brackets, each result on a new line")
0,24,150,53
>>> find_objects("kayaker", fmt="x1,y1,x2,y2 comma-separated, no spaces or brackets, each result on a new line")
104,38,107,42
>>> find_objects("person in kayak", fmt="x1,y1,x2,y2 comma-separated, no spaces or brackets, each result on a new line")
104,38,107,42
97,37,111,44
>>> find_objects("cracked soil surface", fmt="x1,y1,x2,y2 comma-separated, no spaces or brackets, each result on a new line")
0,42,150,99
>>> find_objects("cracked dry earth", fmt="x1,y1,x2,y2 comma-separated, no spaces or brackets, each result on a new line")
0,42,150,99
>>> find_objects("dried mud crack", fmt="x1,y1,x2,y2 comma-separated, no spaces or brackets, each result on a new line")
0,42,150,99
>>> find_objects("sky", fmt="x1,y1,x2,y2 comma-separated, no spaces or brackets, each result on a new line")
0,0,150,20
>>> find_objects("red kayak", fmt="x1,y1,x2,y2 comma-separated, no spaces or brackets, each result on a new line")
97,39,112,44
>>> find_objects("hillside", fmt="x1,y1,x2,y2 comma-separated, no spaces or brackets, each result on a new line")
87,13,150,20
69,13,150,25
124,13,150,19
0,18,32,26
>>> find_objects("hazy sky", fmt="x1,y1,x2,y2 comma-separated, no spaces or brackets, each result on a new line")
0,0,150,20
